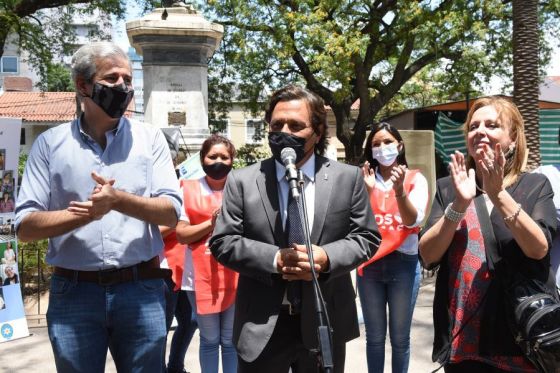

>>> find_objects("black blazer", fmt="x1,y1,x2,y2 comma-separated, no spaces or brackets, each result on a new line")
3,274,18,286
210,155,381,362
423,172,558,362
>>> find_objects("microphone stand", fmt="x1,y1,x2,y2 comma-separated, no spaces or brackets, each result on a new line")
296,169,334,372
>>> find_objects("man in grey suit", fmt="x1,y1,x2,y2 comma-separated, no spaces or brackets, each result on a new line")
210,85,381,372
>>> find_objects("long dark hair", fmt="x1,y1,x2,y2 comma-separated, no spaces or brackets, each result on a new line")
364,122,408,170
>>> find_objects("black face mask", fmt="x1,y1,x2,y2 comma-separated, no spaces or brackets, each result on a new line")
90,82,134,118
268,131,309,164
203,162,232,180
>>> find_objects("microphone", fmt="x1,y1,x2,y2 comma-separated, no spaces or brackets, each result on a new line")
280,147,300,199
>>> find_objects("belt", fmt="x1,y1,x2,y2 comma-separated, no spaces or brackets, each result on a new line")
280,304,301,316
53,257,171,286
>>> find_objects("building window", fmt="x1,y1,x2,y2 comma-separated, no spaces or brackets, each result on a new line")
1,57,18,73
20,128,25,145
246,119,265,144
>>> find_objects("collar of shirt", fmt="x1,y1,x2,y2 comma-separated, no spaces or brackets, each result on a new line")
77,115,125,150
374,169,393,191
275,153,316,230
274,153,316,183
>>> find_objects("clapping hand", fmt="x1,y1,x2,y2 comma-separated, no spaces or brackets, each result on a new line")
211,208,221,227
67,172,117,220
476,143,505,198
449,151,476,206
361,161,376,192
390,164,407,196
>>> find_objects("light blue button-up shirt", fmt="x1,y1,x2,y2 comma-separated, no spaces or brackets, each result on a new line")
15,117,182,270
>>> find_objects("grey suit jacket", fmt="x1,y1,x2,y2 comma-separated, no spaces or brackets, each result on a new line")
210,155,380,362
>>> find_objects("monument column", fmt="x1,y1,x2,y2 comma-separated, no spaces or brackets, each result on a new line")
126,4,223,152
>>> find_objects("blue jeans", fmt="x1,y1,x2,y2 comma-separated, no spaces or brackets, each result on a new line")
187,292,237,373
47,274,167,373
166,286,198,372
357,251,421,373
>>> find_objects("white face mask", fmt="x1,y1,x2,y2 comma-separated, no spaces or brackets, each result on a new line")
371,143,399,166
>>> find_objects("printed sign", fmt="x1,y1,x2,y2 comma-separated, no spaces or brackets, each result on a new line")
0,117,29,342
177,152,205,180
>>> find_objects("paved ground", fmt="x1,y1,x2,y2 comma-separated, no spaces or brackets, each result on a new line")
0,276,440,373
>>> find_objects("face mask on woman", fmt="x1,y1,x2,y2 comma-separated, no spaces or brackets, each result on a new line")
203,162,232,180
371,143,399,167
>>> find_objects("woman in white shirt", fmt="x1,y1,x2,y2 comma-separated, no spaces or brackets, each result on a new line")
2,241,16,264
358,122,429,373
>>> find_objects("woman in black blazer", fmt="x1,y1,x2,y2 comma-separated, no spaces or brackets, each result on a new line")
419,97,557,373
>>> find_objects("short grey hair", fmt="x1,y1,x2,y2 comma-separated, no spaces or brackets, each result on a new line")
71,42,131,84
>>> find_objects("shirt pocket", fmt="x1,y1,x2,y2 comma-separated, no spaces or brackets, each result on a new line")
109,158,149,196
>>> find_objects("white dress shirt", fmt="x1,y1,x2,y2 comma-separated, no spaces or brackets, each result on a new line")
374,169,429,255
273,153,316,271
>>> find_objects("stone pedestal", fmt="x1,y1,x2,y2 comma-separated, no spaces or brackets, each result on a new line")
126,5,223,150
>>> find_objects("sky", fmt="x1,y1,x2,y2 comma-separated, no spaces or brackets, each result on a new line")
547,48,560,77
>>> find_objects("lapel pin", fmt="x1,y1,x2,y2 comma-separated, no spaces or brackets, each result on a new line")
324,173,328,180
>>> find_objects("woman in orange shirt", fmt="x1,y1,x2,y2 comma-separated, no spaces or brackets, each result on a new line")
176,135,238,373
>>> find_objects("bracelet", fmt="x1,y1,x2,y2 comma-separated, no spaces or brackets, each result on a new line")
444,203,466,223
395,191,407,199
503,203,522,223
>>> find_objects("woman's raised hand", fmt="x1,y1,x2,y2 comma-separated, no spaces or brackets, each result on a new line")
477,143,505,199
362,161,376,192
390,164,407,195
449,151,476,205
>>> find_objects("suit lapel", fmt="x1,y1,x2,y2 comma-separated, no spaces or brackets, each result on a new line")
311,156,332,243
257,158,285,246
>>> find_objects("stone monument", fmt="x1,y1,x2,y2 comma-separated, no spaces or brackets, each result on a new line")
126,2,223,152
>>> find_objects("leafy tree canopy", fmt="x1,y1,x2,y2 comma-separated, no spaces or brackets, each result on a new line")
202,0,560,163
0,0,160,89
233,143,271,169
45,62,72,91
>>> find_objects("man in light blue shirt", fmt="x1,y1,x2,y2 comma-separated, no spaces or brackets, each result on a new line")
15,42,181,372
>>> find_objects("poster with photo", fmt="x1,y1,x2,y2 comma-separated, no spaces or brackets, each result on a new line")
0,117,29,342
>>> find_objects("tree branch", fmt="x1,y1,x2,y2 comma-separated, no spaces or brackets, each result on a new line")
14,0,90,18
218,20,275,33
288,29,334,103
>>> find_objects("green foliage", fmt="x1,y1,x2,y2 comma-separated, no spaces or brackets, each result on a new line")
233,144,271,169
46,63,73,91
18,151,27,178
200,0,560,163
0,0,160,90
17,239,50,296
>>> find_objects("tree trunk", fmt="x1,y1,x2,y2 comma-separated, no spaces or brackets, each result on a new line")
348,116,369,165
331,104,353,161
512,0,540,169
0,28,9,61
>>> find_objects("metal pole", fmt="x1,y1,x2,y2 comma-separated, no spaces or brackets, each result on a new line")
37,245,41,314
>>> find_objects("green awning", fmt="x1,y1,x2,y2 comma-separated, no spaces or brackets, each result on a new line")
436,110,560,166
539,110,560,165
435,112,466,164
